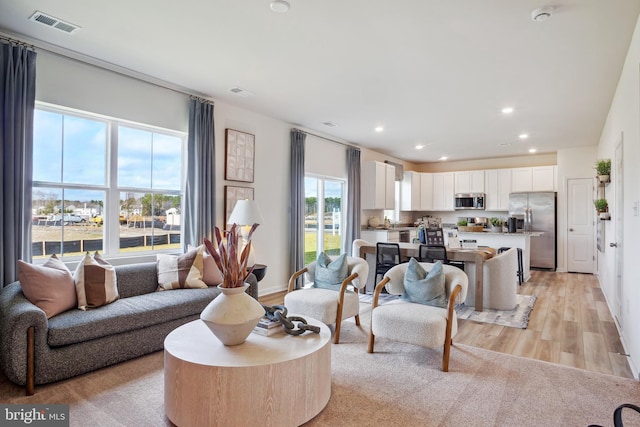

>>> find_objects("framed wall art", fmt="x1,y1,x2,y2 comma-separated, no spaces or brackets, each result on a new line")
225,185,254,225
225,129,255,183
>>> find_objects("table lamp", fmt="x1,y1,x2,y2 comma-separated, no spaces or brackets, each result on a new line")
228,200,264,266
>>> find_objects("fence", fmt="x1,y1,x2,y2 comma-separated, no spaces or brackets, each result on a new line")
32,233,181,256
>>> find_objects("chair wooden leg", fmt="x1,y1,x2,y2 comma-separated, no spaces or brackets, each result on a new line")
354,314,361,326
442,339,452,372
367,330,375,353
334,317,342,344
26,326,35,396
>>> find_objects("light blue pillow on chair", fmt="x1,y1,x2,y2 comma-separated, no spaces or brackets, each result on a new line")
313,252,348,290
401,258,447,308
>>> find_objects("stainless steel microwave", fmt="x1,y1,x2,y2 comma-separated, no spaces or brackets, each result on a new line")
454,193,485,210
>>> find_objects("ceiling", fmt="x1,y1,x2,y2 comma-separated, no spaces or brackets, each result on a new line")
1,1,639,162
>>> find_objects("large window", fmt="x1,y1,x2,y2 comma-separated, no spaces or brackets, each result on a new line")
304,176,344,264
31,104,185,259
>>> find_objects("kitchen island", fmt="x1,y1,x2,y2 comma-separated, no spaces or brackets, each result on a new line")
456,231,542,282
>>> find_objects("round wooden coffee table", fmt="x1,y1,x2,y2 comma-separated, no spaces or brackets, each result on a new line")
164,317,331,427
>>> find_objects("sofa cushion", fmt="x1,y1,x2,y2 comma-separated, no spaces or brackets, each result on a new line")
47,286,221,347
17,254,77,318
157,247,207,290
73,252,119,310
401,258,447,308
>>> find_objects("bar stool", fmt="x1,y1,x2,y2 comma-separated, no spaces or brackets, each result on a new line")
498,247,524,285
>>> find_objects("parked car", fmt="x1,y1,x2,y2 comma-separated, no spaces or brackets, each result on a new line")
53,214,85,223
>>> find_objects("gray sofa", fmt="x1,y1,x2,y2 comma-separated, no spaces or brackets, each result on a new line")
0,262,258,395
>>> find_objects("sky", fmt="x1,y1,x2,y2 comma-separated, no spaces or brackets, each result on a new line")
32,109,183,203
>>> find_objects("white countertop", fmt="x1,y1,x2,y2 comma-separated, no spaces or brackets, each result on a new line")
457,231,543,237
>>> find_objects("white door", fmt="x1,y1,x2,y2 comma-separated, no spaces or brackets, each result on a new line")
567,178,594,273
614,139,624,329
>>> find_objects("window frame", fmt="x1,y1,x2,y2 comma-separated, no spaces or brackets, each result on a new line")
32,102,187,262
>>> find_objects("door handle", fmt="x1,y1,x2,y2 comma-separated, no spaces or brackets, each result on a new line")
569,228,574,232
609,242,617,248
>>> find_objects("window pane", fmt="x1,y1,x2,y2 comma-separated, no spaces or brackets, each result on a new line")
118,126,152,188
62,115,107,185
323,180,343,257
31,188,104,258
304,177,319,264
119,191,181,252
152,133,182,191
33,110,63,182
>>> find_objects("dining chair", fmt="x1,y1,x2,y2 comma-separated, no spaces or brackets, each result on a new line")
419,245,465,270
375,242,402,284
498,247,524,285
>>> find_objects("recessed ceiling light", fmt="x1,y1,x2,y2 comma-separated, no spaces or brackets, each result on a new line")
374,126,384,132
270,0,290,13
439,156,448,161
501,107,514,114
415,144,424,150
519,133,529,140
529,148,537,153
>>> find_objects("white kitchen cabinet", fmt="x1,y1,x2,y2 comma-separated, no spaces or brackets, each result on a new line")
485,168,511,210
361,229,400,243
532,165,556,191
401,171,434,211
432,172,454,211
420,173,433,210
511,166,556,192
362,161,395,210
454,170,485,194
401,171,421,211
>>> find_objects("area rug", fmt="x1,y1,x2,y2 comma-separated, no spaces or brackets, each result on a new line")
360,293,536,329
455,294,537,329
2,318,638,427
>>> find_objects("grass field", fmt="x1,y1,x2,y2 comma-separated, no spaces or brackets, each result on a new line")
304,230,341,264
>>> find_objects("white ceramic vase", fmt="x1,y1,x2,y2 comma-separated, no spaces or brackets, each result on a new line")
200,283,265,346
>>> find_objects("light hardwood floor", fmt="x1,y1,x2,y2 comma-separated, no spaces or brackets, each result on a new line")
260,270,634,379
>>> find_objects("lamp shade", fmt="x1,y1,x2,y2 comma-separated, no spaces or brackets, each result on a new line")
228,200,264,226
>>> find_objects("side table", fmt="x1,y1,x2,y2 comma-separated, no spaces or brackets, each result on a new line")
164,317,331,427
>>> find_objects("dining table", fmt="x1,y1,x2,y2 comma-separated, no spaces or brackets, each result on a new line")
358,242,496,312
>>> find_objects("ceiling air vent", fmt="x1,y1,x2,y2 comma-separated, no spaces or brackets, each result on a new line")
228,87,254,97
322,121,337,127
29,11,81,34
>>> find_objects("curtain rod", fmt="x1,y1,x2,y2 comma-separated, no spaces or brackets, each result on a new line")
0,34,35,50
293,128,360,150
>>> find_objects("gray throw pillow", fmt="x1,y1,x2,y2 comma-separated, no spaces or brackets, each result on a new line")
401,258,447,308
313,253,348,290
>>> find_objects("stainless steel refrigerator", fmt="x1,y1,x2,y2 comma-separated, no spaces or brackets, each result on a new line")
508,191,556,270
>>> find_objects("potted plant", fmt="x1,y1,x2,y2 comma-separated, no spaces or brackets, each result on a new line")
594,159,611,183
200,223,265,346
489,217,503,232
594,198,608,214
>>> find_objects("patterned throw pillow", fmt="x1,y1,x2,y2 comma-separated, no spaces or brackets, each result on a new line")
401,258,447,308
73,252,119,310
313,252,348,290
157,246,207,290
18,254,77,318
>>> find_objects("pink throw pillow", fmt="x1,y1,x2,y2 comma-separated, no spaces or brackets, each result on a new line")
18,254,77,318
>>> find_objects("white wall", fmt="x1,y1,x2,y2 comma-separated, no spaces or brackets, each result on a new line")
556,146,598,273
596,13,640,377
